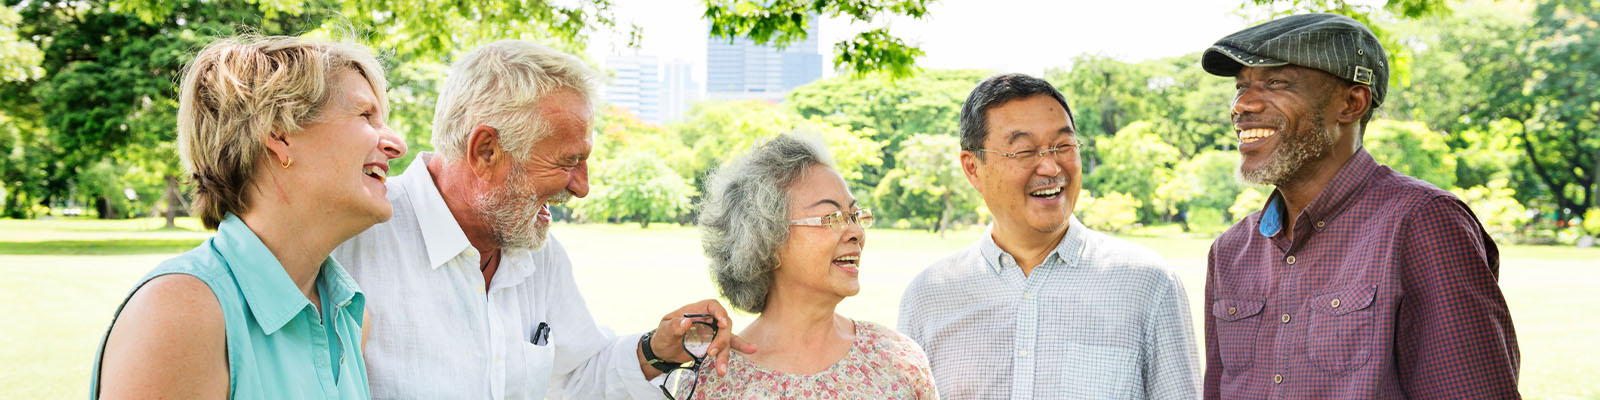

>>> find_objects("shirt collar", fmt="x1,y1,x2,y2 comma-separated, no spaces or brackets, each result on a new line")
1256,148,1381,238
399,152,475,269
978,215,1089,275
317,255,365,316
213,213,321,334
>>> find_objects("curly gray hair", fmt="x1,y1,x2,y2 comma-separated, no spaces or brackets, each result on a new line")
699,132,836,314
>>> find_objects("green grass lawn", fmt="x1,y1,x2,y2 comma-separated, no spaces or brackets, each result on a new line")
2,217,1596,398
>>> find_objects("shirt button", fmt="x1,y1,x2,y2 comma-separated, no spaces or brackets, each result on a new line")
1023,292,1034,300
1273,374,1284,384
1285,255,1296,265
1315,221,1326,229
1228,306,1238,315
1281,313,1292,323
1331,298,1342,308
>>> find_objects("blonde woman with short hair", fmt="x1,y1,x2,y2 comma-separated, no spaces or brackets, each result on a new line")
89,36,406,399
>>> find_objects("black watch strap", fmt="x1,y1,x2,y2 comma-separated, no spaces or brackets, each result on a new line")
639,330,679,374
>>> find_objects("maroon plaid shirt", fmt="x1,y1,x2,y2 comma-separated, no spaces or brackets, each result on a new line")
1204,150,1520,399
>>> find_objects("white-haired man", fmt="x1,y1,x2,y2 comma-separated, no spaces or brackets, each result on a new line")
333,40,754,399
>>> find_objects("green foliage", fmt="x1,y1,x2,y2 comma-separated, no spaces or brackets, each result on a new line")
1452,178,1531,243
1584,208,1600,237
1088,121,1181,222
1365,119,1456,189
1078,190,1141,233
704,0,932,78
674,100,881,192
787,69,986,183
872,134,976,233
1230,187,1269,221
0,6,42,82
1046,53,1234,159
575,151,695,228
1155,150,1250,230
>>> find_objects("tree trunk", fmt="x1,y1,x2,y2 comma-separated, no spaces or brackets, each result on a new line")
163,175,181,229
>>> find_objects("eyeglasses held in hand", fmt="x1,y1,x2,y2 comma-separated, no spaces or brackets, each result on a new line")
788,208,874,230
660,314,718,400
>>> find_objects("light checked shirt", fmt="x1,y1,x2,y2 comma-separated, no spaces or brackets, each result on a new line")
332,152,661,399
898,216,1199,400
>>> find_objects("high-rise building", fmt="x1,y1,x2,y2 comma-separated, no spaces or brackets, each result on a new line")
603,56,700,124
705,16,822,102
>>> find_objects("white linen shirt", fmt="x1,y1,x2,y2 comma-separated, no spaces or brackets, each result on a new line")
332,152,661,399
897,217,1199,400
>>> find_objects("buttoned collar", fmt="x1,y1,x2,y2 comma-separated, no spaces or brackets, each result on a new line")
398,152,475,270
978,215,1090,275
214,213,362,334
1256,148,1382,241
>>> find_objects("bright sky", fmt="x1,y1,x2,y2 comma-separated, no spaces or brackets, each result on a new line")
585,0,1283,82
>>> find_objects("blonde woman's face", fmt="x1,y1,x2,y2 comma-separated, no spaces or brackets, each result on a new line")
774,164,864,302
291,69,406,224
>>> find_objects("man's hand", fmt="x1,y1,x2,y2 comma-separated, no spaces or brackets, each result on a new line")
637,299,758,378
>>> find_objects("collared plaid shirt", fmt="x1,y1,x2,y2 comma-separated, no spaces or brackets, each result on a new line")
1204,149,1521,399
900,217,1199,400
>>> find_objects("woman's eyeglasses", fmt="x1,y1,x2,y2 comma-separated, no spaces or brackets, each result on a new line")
788,208,874,231
659,314,718,400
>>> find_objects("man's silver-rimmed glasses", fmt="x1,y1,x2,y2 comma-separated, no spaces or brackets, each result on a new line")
659,314,718,400
974,141,1087,164
788,208,874,230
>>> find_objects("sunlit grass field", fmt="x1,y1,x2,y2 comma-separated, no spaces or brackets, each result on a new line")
2,217,1596,398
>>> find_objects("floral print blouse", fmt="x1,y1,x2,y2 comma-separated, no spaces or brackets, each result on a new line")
693,320,938,399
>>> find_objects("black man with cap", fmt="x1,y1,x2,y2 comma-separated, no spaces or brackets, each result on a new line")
1200,13,1520,399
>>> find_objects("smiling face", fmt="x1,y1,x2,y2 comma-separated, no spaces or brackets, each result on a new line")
475,88,593,251
773,163,865,301
1232,65,1342,186
961,94,1082,236
289,68,406,224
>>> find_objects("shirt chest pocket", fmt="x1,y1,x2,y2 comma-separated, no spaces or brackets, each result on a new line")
1211,298,1265,372
1305,284,1378,375
507,342,555,398
1062,342,1140,399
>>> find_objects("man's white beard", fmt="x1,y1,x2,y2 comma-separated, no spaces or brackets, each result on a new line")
1239,112,1336,187
475,169,569,251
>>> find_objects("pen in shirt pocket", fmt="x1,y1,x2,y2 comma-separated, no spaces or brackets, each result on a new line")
532,322,551,346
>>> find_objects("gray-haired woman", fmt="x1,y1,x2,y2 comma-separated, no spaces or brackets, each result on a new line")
689,132,937,399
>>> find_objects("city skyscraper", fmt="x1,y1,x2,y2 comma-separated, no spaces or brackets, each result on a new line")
603,55,701,124
705,16,822,102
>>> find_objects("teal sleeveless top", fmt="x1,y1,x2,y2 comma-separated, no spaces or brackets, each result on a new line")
89,213,370,399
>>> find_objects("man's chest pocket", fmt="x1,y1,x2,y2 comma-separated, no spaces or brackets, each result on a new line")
1305,284,1379,375
1062,342,1141,399
508,342,556,398
1211,298,1265,372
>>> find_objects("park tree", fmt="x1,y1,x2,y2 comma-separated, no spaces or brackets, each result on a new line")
1078,190,1141,234
705,0,932,78
1087,121,1181,223
874,134,975,236
787,69,985,185
675,100,881,196
1364,120,1456,190
1474,0,1599,221
577,150,695,228
1154,150,1250,231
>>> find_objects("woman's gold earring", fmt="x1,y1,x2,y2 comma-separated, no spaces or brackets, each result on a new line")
281,157,292,169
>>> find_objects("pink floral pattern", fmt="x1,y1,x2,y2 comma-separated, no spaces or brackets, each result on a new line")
693,320,938,399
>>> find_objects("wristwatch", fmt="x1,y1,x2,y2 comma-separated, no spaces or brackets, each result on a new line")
639,330,679,374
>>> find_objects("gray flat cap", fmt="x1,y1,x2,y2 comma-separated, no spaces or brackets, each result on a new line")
1202,13,1388,107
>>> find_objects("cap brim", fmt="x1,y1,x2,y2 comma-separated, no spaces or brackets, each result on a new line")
1202,45,1288,77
